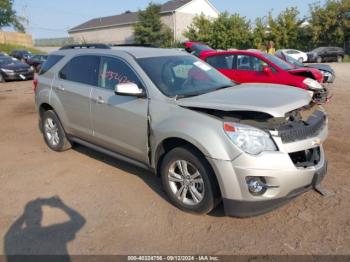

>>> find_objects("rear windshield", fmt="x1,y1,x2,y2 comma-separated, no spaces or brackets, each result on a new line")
39,55,64,75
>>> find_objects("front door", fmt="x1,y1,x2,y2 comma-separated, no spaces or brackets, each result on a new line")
90,56,149,163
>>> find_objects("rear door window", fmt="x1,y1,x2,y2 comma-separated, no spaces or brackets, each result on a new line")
39,55,64,75
59,55,100,86
98,56,141,90
206,54,234,69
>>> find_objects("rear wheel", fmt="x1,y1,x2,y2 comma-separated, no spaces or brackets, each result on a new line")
41,110,71,152
160,146,220,215
298,57,304,63
337,56,343,63
316,56,322,63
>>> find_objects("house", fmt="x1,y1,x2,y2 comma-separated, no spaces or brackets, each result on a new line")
68,0,219,44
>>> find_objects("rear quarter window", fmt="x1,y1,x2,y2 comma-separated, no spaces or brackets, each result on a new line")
39,55,64,75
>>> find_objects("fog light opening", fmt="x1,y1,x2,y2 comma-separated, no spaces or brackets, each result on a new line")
246,177,267,196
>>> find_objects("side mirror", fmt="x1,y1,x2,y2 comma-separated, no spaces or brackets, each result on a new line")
262,66,272,76
115,82,146,98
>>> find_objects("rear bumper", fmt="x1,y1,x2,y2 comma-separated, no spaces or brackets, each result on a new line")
223,161,327,217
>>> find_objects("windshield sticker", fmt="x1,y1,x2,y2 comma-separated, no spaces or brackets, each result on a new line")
194,61,211,71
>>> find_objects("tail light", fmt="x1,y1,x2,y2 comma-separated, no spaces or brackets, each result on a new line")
33,78,39,92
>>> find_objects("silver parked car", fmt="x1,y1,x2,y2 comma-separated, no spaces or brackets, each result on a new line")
34,44,328,217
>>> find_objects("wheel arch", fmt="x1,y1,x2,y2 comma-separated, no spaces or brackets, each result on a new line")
153,137,222,198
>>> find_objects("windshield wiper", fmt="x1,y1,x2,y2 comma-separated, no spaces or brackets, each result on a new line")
175,92,204,100
175,85,233,100
213,84,233,91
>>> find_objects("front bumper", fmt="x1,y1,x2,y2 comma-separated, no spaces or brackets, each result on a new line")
2,71,34,81
223,160,327,217
207,123,328,217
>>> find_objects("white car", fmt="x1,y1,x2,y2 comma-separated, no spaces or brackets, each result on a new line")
279,49,308,63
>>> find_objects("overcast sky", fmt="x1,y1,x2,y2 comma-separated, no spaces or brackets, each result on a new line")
10,0,323,39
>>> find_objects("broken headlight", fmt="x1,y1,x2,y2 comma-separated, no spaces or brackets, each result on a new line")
223,123,277,155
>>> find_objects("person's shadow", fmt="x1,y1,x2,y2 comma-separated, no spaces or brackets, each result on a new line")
4,196,86,262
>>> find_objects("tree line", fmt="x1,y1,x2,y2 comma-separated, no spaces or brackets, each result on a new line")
184,0,350,51
134,0,349,52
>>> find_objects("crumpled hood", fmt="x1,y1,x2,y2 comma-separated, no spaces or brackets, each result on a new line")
176,83,312,117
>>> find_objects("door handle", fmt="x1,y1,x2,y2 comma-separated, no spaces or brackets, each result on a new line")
96,96,105,104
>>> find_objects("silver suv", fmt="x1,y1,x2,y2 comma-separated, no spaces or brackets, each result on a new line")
35,44,328,217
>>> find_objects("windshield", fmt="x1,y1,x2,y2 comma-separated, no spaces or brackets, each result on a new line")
311,47,324,52
283,55,302,67
263,53,294,70
138,55,234,98
0,57,14,65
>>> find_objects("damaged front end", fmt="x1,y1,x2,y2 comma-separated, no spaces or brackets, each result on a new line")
312,87,331,104
188,102,327,145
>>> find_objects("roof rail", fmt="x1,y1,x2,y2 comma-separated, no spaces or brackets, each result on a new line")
59,43,111,50
112,44,157,48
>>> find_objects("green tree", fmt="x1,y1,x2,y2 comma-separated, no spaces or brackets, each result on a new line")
184,14,213,44
0,0,26,32
133,3,173,47
211,12,252,49
184,13,251,49
309,0,350,48
252,17,268,49
267,7,302,49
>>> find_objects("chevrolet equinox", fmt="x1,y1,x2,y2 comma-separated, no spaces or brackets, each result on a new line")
34,44,328,217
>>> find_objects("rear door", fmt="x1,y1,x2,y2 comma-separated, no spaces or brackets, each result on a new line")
205,53,237,81
90,56,149,163
55,55,100,140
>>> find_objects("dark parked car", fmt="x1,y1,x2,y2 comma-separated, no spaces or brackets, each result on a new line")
10,50,33,62
307,47,345,63
276,50,336,83
0,56,34,82
26,54,48,72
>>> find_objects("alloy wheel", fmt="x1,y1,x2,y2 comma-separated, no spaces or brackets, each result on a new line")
168,160,205,206
44,117,60,146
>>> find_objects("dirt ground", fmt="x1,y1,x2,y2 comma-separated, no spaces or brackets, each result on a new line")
0,63,349,256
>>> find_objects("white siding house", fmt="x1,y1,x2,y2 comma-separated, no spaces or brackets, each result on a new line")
68,0,219,44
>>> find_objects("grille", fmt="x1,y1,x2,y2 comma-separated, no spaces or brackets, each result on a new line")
289,147,321,168
278,110,326,143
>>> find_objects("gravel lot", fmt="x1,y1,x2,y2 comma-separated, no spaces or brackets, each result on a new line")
0,63,349,256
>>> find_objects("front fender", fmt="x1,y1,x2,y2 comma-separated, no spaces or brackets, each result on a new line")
150,101,241,168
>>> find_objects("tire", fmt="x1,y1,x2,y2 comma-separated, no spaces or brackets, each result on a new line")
337,56,343,63
160,146,221,215
0,73,5,83
298,57,304,63
41,110,71,152
316,56,322,63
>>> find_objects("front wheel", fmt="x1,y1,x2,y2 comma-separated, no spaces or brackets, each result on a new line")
298,57,304,63
316,56,322,63
160,146,221,215
0,73,5,83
